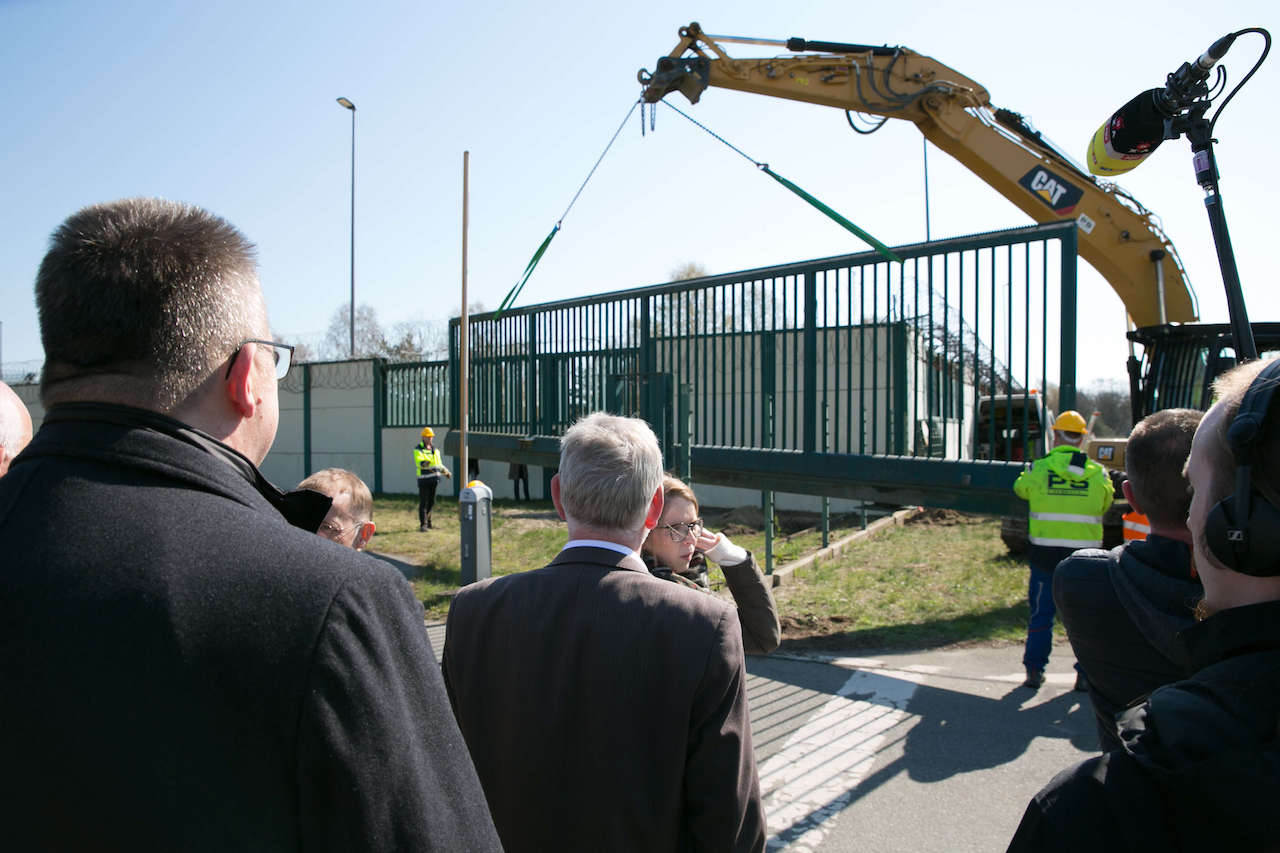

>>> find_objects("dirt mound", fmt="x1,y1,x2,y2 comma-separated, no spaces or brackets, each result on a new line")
907,508,981,526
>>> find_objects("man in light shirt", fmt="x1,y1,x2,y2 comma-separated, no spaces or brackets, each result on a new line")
442,411,765,853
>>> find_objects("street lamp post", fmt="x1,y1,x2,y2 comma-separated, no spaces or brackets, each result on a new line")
336,97,356,358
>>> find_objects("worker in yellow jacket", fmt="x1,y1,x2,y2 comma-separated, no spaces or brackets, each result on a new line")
1012,411,1114,688
413,427,451,531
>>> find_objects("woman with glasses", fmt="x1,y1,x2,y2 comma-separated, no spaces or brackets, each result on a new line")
641,474,781,655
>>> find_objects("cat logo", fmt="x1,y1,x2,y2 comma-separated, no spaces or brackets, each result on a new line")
1018,167,1084,216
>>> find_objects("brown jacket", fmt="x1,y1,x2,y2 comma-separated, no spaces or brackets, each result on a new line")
654,551,781,655
443,546,765,853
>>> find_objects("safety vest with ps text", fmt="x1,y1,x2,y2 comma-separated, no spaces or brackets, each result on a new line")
1012,444,1114,549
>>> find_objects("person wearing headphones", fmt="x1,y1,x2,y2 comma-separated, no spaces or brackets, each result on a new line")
1012,410,1114,689
298,468,376,551
1008,358,1280,851
413,427,451,531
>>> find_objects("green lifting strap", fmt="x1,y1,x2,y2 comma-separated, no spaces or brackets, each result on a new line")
497,224,559,317
762,167,903,264
662,99,902,265
495,100,640,319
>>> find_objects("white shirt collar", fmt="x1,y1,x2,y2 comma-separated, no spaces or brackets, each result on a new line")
562,539,635,557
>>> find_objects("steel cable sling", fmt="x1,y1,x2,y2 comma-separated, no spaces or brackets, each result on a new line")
497,95,903,318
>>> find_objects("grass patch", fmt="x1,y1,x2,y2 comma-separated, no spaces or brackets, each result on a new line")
368,493,565,621
369,497,1046,652
774,511,1049,652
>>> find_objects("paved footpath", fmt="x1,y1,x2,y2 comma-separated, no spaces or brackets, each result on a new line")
427,623,1096,852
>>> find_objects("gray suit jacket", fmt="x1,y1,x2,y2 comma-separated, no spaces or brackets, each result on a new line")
443,545,765,852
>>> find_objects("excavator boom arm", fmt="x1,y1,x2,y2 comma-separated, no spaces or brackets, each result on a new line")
639,23,1196,327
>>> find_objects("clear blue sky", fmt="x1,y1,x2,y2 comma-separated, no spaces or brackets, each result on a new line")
1,0,1275,387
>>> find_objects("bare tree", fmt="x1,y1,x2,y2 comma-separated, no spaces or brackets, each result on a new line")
290,342,317,364
669,261,708,281
321,303,388,360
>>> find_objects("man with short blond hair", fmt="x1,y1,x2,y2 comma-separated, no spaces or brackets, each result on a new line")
299,467,376,550
444,411,765,853
0,381,32,477
0,198,499,851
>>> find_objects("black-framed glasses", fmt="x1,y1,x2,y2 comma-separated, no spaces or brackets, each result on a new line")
225,339,295,380
663,520,704,542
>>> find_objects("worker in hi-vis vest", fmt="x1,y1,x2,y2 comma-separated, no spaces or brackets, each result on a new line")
413,427,451,531
1122,509,1151,541
1012,410,1114,689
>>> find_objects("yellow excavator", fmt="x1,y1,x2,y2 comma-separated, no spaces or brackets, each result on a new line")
639,22,1196,330
639,24,1280,425
640,24,1280,548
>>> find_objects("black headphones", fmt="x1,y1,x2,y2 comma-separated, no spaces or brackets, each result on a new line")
1204,359,1280,576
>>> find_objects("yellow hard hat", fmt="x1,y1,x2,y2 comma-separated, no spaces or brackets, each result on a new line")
421,427,435,438
1052,411,1087,434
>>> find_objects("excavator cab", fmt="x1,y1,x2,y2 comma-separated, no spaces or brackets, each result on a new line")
971,393,1050,463
1128,323,1280,421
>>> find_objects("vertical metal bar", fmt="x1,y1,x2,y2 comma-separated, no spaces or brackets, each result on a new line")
716,285,727,445
822,397,830,547
1000,247,1012,460
846,267,853,454
449,319,459,430
1060,226,1078,411
763,394,774,576
783,275,793,448
373,359,383,493
804,269,818,454
860,264,867,454
1023,242,1031,459
679,382,693,481
302,362,312,477
942,253,951,427
922,256,930,449
894,312,908,455
749,279,756,446
1042,242,1048,427
527,312,537,434
872,264,880,454
988,249,998,458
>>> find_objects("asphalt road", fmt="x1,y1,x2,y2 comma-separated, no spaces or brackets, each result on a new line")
426,622,1096,852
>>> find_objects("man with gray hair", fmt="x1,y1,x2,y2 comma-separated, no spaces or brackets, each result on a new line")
0,380,33,477
443,411,765,852
0,198,500,851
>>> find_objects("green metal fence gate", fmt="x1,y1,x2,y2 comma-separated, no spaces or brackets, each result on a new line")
384,222,1079,516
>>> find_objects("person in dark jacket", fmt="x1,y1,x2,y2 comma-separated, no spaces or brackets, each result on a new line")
642,474,782,655
1008,359,1280,852
1053,408,1203,751
0,198,501,852
443,413,765,853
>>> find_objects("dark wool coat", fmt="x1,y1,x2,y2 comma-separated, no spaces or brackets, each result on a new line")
1053,535,1202,751
0,404,501,852
443,546,766,853
1008,599,1280,852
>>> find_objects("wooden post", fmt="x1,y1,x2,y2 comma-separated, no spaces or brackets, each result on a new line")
460,151,470,492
